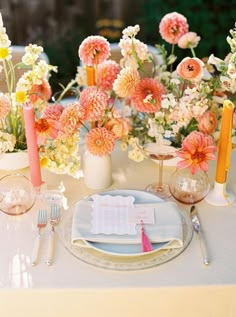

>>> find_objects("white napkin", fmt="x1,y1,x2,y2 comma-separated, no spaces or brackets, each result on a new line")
71,199,183,249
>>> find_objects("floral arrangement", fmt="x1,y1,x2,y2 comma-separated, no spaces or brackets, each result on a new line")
36,11,236,176
0,13,56,155
110,12,236,174
35,33,130,176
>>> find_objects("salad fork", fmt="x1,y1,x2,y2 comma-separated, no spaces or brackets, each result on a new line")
46,205,61,266
31,209,47,266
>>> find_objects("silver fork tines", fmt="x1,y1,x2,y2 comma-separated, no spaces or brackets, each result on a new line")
31,209,47,266
46,205,61,266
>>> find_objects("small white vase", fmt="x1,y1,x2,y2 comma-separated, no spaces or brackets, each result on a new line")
82,150,112,190
0,151,29,170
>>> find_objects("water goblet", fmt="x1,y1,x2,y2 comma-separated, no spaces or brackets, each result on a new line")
169,168,210,205
139,142,177,199
0,174,36,216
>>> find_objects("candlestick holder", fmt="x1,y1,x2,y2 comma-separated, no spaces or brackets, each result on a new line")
205,181,235,206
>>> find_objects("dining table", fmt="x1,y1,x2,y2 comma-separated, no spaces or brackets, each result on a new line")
0,144,236,317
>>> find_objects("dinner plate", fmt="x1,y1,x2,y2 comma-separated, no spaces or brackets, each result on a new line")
74,189,169,257
58,189,193,271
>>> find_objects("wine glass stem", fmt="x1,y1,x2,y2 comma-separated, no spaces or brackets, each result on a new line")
158,160,163,190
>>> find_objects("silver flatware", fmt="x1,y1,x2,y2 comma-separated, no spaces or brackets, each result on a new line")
190,205,209,265
46,205,61,266
31,209,47,266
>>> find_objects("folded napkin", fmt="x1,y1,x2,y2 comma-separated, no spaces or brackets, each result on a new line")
71,199,183,249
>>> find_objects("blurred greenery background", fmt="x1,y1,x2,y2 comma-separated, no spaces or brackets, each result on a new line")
1,0,236,93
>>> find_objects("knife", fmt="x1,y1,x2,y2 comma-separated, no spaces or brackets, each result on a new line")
190,205,210,265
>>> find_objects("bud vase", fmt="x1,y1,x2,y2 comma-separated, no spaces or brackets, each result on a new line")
82,150,112,190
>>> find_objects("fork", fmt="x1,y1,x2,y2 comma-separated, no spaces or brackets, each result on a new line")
31,209,47,266
46,205,61,266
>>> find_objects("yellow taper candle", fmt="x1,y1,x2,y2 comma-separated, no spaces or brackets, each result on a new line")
215,100,234,183
86,65,96,86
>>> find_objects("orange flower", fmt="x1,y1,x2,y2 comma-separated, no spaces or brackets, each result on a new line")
85,127,115,156
59,102,85,136
176,57,204,81
35,118,61,145
28,78,52,103
97,60,120,91
131,78,165,113
78,35,110,66
159,12,189,44
105,118,131,140
113,67,140,98
197,111,217,134
177,131,216,174
79,86,108,121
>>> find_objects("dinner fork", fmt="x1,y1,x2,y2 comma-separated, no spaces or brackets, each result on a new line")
46,205,61,266
31,209,47,266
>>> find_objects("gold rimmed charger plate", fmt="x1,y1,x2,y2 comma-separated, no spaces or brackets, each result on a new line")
58,189,193,271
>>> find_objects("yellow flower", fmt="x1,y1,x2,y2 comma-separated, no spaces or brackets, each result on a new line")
40,156,49,168
0,47,10,59
15,90,27,104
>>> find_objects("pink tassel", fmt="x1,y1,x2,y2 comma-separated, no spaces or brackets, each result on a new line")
140,220,153,252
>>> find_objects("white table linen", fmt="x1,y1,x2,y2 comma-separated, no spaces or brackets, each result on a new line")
0,146,236,317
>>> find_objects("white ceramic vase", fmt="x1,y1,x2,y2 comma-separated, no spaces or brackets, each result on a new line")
82,150,112,190
0,151,29,170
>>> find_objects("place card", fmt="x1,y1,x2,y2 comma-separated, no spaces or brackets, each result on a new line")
90,195,155,235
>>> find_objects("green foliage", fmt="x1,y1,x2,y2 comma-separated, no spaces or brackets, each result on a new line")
43,29,85,94
137,0,236,60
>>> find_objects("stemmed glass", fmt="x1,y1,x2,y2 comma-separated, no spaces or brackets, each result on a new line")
138,142,177,199
169,168,210,205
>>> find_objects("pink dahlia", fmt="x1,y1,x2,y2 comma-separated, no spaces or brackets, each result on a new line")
113,67,140,98
79,86,108,121
159,12,189,44
85,127,115,156
0,93,11,120
59,102,85,136
28,79,52,103
177,131,216,174
176,57,204,81
97,60,120,91
131,78,165,113
42,103,64,121
78,35,110,66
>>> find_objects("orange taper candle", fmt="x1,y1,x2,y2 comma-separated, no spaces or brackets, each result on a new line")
215,100,234,184
86,65,96,86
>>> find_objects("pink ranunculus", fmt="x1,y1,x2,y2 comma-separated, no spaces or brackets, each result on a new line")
176,131,216,174
159,12,189,44
78,35,110,66
176,57,204,81
97,60,120,91
131,78,165,113
178,32,201,49
105,118,131,140
197,111,217,134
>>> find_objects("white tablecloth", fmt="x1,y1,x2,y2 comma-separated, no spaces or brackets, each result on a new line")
0,147,236,317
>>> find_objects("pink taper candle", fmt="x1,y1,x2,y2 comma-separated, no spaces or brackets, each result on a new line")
23,104,43,188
